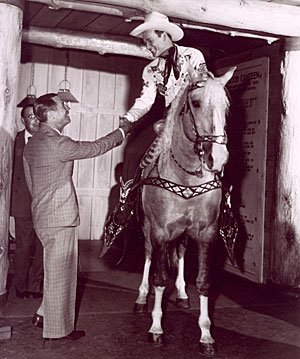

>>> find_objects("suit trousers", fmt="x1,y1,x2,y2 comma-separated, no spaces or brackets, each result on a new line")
35,226,78,339
14,217,43,293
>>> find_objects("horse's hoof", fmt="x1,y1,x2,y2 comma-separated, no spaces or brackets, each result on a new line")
148,332,165,345
133,303,148,314
176,297,190,309
199,342,217,357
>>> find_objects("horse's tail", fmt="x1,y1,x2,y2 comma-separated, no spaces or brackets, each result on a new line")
166,242,179,273
166,235,189,274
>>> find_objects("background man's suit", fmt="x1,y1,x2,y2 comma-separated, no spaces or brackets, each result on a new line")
23,123,124,339
10,130,43,296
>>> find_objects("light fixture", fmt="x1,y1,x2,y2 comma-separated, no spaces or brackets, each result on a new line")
17,63,37,107
57,51,79,103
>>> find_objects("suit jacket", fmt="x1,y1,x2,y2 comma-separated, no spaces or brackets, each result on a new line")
23,123,123,229
10,130,33,218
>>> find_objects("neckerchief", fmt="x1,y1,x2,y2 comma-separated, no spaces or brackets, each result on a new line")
160,46,180,85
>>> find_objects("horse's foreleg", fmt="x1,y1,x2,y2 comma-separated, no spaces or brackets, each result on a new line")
134,256,151,313
196,241,217,356
148,285,165,344
175,256,190,309
199,295,216,351
199,295,210,334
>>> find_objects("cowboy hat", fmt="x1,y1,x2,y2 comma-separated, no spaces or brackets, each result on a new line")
130,12,184,42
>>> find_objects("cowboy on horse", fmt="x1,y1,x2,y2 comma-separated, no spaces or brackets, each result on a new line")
101,11,211,251
101,12,238,356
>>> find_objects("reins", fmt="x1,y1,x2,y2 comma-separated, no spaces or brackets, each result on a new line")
170,148,202,176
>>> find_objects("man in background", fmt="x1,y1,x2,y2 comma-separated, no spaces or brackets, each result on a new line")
10,104,43,299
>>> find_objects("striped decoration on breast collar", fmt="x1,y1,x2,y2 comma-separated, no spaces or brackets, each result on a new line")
142,176,222,199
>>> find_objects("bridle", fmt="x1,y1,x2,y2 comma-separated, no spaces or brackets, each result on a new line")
171,80,228,176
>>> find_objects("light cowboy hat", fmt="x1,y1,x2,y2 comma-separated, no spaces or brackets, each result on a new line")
130,12,184,42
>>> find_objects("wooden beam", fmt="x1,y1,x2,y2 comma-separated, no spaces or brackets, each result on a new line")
272,46,300,287
0,0,25,10
22,26,153,59
82,0,300,37
27,0,144,18
180,23,278,44
267,0,300,5
26,0,280,44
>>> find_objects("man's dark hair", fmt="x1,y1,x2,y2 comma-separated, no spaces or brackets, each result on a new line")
34,93,58,122
154,30,171,40
21,104,34,119
154,30,164,38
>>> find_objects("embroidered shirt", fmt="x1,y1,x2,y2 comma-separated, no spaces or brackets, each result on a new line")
123,45,207,122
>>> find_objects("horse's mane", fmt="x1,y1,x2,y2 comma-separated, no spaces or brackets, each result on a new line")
160,73,230,157
160,78,189,155
200,74,230,118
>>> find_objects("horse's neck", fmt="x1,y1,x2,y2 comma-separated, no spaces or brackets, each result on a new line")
172,123,195,159
158,115,214,184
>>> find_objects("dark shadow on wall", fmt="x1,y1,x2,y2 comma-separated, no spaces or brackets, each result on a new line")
184,79,251,284
122,94,165,181
220,79,250,273
101,94,165,270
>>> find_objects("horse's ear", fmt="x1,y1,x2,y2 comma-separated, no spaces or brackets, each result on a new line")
187,63,198,82
217,67,237,87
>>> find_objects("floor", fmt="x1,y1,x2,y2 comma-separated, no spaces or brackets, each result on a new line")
0,240,299,359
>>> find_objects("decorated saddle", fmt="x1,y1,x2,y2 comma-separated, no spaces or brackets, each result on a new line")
101,168,238,265
101,126,238,262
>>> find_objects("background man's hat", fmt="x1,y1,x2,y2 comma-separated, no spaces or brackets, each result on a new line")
130,12,184,42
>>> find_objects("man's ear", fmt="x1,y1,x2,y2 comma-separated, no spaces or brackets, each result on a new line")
47,110,55,122
20,117,25,126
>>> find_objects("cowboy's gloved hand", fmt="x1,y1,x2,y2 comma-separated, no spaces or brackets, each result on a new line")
119,116,132,136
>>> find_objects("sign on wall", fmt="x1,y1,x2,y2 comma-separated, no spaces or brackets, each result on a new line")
218,57,269,283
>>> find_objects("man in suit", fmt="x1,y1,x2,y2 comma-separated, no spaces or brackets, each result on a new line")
23,93,131,341
11,104,43,299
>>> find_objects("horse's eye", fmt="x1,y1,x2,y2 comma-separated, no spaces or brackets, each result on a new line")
192,101,201,108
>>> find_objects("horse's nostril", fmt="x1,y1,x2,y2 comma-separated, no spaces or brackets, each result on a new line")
208,154,214,168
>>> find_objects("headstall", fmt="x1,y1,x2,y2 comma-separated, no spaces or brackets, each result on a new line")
170,82,228,174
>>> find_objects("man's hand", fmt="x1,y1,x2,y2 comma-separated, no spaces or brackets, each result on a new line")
119,116,132,136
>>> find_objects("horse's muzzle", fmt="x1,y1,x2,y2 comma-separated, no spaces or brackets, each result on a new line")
204,143,229,173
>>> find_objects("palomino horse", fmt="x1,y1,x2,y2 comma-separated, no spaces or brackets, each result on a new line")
134,67,236,356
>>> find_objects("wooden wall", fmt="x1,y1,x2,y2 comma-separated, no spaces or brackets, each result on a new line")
213,42,282,283
16,44,147,240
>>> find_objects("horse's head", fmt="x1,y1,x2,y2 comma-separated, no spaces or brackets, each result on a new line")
183,67,236,174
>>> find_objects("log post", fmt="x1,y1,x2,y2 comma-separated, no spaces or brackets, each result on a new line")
0,0,24,307
272,37,300,288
